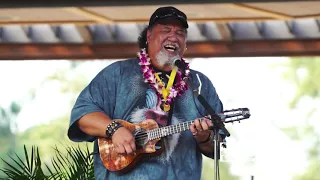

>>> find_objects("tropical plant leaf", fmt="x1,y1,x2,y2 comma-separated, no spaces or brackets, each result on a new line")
1,157,26,177
1,143,94,180
0,145,51,180
50,143,94,180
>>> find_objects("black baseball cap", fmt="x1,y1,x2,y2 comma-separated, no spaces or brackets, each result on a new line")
148,6,189,29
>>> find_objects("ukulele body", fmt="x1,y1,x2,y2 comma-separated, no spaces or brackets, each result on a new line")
98,119,164,174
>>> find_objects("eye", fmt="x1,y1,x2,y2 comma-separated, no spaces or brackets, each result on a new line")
161,27,171,33
176,30,186,36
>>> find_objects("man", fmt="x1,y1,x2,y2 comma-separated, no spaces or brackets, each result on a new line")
68,6,225,180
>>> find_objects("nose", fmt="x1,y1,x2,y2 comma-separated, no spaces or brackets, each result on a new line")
167,32,179,42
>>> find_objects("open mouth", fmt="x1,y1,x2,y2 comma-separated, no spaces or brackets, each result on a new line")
164,44,178,52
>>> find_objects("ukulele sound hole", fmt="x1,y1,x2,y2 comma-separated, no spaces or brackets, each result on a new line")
133,128,148,149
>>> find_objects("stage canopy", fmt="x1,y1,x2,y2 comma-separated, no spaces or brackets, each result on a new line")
1,1,320,60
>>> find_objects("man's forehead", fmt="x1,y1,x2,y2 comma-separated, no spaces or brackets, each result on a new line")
154,19,186,29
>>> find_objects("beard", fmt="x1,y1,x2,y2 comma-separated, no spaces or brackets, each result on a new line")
155,49,180,67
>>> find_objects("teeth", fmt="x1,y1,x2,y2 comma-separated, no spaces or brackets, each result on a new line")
164,45,177,51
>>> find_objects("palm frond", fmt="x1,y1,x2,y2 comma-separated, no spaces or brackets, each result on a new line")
50,143,94,180
0,143,94,180
0,145,50,180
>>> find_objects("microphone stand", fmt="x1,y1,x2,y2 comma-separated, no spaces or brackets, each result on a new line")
214,126,220,180
174,62,231,180
197,95,230,180
194,74,230,180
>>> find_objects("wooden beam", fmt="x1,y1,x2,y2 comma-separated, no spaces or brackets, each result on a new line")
114,17,276,24
229,3,293,20
0,18,279,26
64,7,114,24
185,40,320,57
296,14,320,19
1,39,320,60
0,44,96,60
0,0,303,8
0,21,96,26
0,17,277,26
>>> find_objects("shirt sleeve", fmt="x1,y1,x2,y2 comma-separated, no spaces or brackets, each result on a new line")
67,62,120,142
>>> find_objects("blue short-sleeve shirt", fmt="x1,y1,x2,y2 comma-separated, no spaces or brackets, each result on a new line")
68,58,224,180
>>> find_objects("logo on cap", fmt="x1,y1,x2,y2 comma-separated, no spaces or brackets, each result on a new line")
149,6,189,28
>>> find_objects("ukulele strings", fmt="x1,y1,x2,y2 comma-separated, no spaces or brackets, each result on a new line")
134,130,160,142
134,132,150,141
134,122,193,142
134,128,171,141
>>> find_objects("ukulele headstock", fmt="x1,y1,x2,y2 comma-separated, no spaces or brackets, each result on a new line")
221,108,250,123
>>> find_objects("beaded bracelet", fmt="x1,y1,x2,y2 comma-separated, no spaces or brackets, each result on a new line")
105,121,123,138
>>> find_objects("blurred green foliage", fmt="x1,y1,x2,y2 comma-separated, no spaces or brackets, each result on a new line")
280,57,320,180
282,57,320,108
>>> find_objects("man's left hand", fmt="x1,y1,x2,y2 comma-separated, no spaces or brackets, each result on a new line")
190,118,212,143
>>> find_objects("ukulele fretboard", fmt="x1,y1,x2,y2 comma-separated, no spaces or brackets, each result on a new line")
148,120,195,140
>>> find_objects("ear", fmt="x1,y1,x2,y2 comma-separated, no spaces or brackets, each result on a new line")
183,47,187,54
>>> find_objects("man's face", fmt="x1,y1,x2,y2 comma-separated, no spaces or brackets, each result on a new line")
147,19,187,69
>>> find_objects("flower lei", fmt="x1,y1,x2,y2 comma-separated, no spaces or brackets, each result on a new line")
138,48,190,112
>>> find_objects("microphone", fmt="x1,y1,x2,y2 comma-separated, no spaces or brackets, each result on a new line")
173,58,185,71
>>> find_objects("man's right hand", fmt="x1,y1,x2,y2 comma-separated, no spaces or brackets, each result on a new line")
112,127,136,155
77,112,136,154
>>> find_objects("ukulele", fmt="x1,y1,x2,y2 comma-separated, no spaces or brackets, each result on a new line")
98,108,250,174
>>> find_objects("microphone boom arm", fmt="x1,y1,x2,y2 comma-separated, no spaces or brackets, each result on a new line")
197,95,230,137
194,74,230,137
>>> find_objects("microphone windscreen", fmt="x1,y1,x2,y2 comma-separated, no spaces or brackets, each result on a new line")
174,59,184,69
